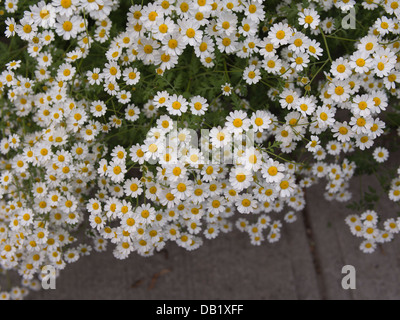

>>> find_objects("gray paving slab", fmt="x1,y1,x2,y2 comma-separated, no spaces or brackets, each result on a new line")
305,171,400,300
304,186,353,300
336,173,400,300
281,216,321,299
22,149,400,300
28,219,320,300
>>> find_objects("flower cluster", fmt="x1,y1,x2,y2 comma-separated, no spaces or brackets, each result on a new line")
346,209,400,253
0,0,400,299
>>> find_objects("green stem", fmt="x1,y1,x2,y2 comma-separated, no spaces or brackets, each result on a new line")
308,59,330,87
319,27,333,63
325,35,356,42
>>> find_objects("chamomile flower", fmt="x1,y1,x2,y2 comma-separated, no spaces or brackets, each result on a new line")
331,57,352,80
298,8,320,29
55,14,82,40
349,51,373,74
102,61,121,82
221,82,233,96
250,110,272,132
107,161,127,183
166,94,188,116
4,17,17,38
189,95,209,116
123,67,140,85
6,60,21,71
315,106,335,128
268,22,292,46
211,24,234,48
137,38,160,64
31,1,57,28
87,68,103,85
373,147,389,163
295,96,316,116
332,121,353,142
375,16,395,36
242,147,263,171
210,126,232,149
216,11,237,36
52,0,79,16
229,166,253,191
125,105,140,122
225,110,251,134
290,52,310,72
262,55,282,75
239,18,258,37
243,65,261,84
16,17,38,41
328,80,351,103
306,135,321,153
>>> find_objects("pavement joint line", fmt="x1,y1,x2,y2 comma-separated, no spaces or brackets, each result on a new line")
281,218,314,299
302,189,328,300
283,232,302,300
331,215,355,300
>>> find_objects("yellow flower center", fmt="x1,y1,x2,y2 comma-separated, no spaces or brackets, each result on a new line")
233,118,243,128
63,21,73,32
